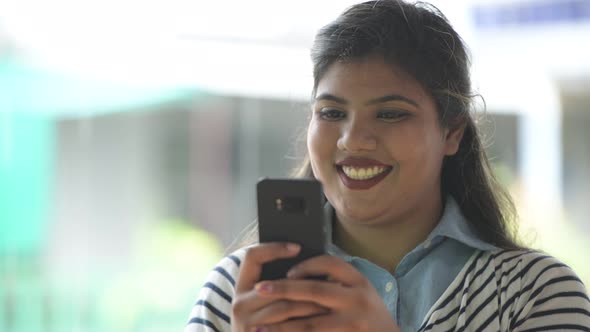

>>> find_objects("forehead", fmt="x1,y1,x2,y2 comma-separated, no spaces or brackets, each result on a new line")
316,56,431,102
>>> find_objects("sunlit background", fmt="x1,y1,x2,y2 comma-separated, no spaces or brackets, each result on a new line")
1,0,589,331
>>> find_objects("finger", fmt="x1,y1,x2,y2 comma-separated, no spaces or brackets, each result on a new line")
260,311,348,332
286,255,367,287
248,300,329,325
232,288,275,320
254,279,355,309
236,243,300,293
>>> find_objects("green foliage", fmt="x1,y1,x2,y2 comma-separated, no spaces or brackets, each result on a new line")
97,220,223,331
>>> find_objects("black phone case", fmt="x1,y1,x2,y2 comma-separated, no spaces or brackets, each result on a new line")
257,178,328,280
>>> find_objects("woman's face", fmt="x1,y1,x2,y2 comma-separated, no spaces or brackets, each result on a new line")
307,56,463,226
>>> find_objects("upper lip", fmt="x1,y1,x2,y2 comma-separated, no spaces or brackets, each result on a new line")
335,157,391,167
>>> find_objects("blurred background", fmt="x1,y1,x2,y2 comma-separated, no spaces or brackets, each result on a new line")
1,0,589,331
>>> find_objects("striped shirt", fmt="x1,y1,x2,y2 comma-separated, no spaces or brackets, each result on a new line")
185,248,590,331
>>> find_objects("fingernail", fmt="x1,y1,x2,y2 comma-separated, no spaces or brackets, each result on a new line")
255,282,273,293
255,327,267,332
286,243,300,252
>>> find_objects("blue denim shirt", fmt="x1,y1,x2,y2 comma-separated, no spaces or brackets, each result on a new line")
327,197,497,332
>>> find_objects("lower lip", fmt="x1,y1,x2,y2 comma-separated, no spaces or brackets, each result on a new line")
336,166,392,190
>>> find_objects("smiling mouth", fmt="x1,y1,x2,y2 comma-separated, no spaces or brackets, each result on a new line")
334,156,394,190
340,165,389,180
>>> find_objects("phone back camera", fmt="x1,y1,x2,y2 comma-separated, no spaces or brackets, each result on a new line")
275,197,306,214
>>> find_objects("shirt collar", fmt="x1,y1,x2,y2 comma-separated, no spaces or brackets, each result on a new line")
426,197,497,251
325,196,496,258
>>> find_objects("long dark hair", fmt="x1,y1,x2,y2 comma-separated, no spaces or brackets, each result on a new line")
230,0,522,252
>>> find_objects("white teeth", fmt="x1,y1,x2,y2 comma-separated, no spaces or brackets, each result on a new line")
341,166,388,180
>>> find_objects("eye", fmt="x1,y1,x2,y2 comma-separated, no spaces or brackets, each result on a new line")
377,110,410,122
318,108,346,121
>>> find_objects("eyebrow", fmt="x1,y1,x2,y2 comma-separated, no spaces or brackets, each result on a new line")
315,93,420,108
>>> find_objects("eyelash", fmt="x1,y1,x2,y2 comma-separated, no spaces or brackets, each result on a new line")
317,108,345,121
317,108,410,122
377,110,411,122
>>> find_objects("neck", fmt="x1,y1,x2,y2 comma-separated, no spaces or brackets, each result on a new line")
333,195,444,273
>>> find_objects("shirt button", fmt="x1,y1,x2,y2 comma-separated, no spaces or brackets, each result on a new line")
385,281,394,292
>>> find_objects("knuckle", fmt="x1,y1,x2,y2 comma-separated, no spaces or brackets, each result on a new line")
243,247,259,262
309,282,326,296
276,299,294,312
231,295,247,316
301,320,315,331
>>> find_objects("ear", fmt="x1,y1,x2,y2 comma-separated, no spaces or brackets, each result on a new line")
443,122,465,156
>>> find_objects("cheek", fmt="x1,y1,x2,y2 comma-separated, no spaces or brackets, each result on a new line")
307,120,331,151
306,121,318,157
385,126,445,163
382,127,421,161
306,121,323,173
307,121,335,173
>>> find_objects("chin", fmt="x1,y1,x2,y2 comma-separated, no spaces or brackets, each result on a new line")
337,201,389,224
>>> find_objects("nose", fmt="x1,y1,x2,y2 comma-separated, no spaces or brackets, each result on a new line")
336,117,377,152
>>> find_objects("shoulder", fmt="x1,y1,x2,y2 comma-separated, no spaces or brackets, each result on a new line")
473,249,586,295
184,248,248,332
483,249,590,330
421,249,590,331
483,249,584,283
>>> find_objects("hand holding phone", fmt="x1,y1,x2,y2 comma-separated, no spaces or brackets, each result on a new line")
257,178,328,280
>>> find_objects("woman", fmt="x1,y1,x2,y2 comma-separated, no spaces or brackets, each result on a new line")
185,1,590,331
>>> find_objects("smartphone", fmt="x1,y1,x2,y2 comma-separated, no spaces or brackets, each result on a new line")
257,178,328,280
